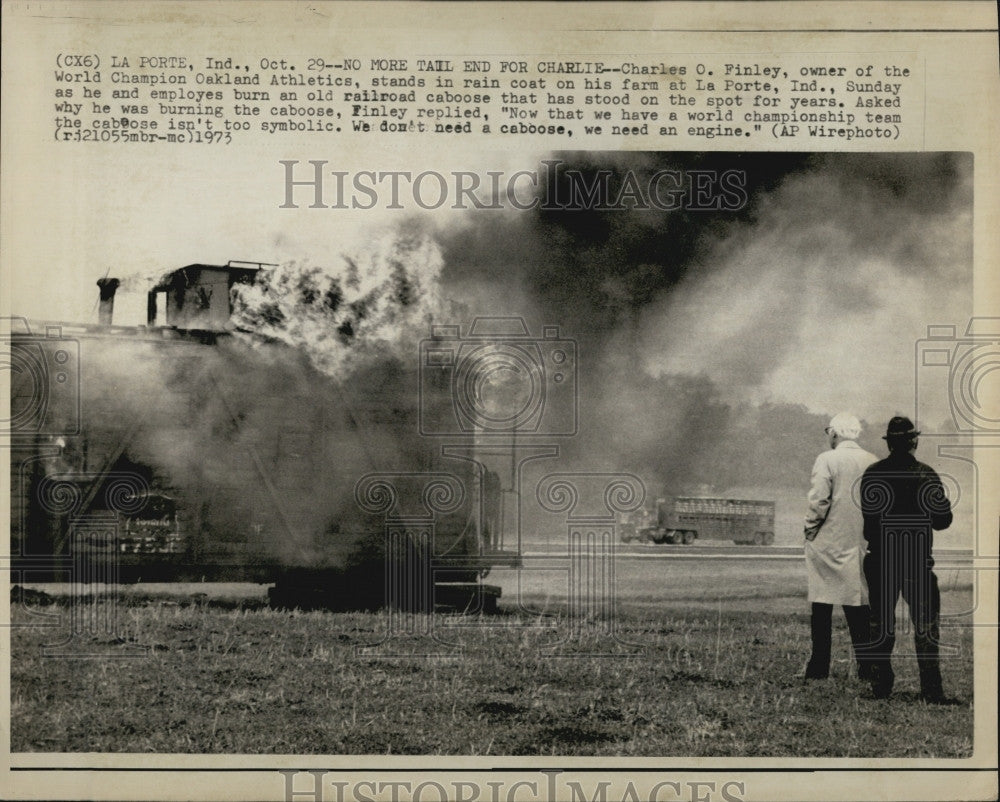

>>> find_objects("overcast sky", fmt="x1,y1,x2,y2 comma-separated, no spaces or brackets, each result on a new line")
5,143,974,428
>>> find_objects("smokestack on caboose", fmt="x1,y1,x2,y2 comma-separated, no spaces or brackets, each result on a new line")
96,277,120,326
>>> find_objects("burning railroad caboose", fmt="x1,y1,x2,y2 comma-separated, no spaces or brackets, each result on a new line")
8,261,520,611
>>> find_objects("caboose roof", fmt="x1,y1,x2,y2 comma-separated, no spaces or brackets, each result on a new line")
150,262,264,291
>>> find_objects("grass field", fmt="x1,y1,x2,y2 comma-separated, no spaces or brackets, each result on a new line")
9,559,976,757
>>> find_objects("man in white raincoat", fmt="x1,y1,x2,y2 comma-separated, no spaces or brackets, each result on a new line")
803,412,878,679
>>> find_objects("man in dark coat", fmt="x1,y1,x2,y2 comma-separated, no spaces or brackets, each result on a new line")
860,416,958,704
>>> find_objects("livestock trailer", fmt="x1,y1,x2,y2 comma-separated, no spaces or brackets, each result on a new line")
623,496,775,545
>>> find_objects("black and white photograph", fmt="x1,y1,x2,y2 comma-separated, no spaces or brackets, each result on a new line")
2,4,998,802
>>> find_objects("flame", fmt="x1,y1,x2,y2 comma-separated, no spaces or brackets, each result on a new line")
230,230,452,377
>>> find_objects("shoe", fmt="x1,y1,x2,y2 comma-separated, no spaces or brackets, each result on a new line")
870,665,893,699
922,692,962,706
803,659,829,680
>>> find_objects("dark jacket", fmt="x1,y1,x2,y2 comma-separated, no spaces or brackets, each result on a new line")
860,452,952,557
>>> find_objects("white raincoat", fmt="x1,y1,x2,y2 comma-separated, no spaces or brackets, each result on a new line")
804,440,878,605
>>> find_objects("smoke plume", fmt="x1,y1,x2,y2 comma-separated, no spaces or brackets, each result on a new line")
429,152,972,497
70,152,973,561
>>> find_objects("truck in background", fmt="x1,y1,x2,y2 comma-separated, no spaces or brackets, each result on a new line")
621,497,775,545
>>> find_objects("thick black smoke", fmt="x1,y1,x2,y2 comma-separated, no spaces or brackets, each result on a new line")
441,153,816,336
431,152,972,497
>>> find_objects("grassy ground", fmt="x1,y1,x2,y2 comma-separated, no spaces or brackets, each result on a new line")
9,578,974,756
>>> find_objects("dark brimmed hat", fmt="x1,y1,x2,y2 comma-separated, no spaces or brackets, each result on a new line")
883,415,921,439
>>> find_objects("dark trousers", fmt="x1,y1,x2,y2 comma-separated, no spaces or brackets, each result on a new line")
863,549,943,696
806,602,871,678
